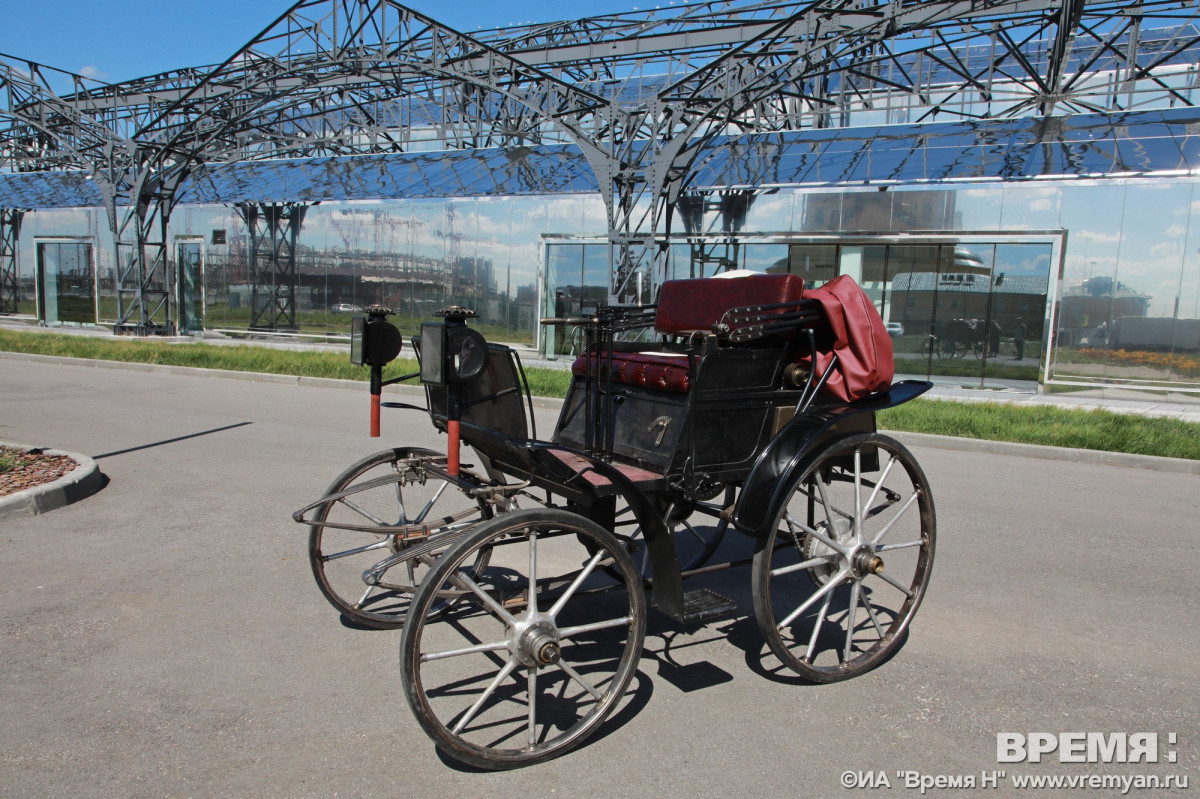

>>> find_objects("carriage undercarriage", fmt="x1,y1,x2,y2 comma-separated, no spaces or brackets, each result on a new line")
294,272,937,769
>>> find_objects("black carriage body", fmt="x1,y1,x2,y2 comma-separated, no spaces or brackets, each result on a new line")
552,344,865,487
402,277,926,623
305,277,938,769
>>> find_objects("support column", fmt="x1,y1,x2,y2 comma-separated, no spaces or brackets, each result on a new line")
0,208,23,314
237,202,308,331
113,191,174,335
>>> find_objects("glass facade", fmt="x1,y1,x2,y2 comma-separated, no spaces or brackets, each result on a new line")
9,175,1200,395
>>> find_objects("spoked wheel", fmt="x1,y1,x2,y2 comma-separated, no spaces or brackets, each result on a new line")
616,485,734,578
307,447,492,629
400,508,647,769
752,433,935,683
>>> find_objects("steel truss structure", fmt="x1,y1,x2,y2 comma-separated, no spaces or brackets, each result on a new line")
3,0,1199,325
239,202,308,330
0,207,21,314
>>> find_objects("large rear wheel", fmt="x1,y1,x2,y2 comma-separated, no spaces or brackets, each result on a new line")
752,433,935,682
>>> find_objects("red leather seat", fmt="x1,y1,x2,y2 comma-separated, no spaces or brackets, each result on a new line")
570,273,805,394
654,273,804,336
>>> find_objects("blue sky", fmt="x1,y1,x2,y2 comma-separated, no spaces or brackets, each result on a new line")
1,0,646,83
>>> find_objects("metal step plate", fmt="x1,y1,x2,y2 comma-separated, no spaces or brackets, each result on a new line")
680,587,738,623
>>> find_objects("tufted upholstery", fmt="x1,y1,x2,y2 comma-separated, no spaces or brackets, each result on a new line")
569,273,806,394
571,351,691,393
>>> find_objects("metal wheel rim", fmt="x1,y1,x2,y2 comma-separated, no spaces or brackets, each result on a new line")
753,433,935,682
400,509,646,769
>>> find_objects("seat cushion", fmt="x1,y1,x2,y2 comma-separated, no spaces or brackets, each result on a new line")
655,273,804,336
571,351,692,393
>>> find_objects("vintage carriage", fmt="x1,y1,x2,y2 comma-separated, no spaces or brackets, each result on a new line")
294,271,936,769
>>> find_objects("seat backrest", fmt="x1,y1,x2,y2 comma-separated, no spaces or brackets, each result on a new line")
654,273,805,336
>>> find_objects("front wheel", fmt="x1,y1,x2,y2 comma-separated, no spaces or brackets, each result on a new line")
400,508,647,769
752,433,935,683
307,447,492,629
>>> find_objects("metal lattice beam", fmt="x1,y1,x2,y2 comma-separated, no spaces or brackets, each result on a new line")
0,207,22,314
238,202,308,331
4,0,1200,308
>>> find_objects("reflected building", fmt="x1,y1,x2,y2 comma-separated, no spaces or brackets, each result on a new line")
4,8,1200,398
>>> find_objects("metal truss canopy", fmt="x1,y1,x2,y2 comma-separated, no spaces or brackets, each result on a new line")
3,0,1200,312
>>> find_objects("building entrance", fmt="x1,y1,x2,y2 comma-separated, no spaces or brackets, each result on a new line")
36,239,95,325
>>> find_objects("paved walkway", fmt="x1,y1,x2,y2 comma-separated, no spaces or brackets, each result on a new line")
2,356,1198,797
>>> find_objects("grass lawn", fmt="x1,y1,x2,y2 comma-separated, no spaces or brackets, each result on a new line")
3,328,1198,460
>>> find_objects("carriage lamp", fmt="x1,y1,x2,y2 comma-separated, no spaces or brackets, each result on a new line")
418,306,489,385
419,306,489,476
350,306,403,438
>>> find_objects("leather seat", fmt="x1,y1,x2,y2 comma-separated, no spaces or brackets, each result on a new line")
570,273,805,394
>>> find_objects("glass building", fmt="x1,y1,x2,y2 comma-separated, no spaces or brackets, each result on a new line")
3,9,1200,399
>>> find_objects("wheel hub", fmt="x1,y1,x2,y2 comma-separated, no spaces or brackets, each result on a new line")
514,621,561,667
853,549,885,578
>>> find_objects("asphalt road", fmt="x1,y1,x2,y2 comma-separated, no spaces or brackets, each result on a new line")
2,357,1198,798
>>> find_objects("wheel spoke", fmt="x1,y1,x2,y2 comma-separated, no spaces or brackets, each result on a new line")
548,550,605,618
451,657,519,735
778,567,849,629
804,590,835,663
450,571,519,627
414,480,449,524
814,475,838,529
853,449,863,542
770,553,838,578
528,529,539,610
680,520,707,547
556,656,604,702
860,589,886,638
870,568,915,598
558,615,633,640
869,490,921,547
420,638,510,663
861,454,897,521
875,539,924,553
527,666,538,747
353,582,375,609
844,581,861,662
338,495,393,527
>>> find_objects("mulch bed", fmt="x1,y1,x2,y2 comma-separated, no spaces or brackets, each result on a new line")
0,446,78,498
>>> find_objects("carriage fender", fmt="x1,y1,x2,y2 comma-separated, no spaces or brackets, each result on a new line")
731,380,932,540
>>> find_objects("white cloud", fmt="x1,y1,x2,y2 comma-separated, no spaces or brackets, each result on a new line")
77,65,108,81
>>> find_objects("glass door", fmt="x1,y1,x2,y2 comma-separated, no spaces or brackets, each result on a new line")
36,240,95,325
177,239,204,333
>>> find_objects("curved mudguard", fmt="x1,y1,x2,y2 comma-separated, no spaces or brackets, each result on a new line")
520,442,686,621
731,380,932,539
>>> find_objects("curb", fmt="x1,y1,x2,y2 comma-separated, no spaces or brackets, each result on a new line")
886,431,1200,475
4,350,1198,475
0,443,107,521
